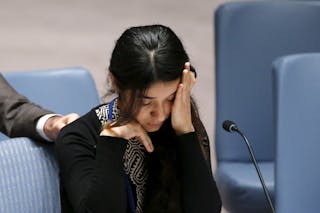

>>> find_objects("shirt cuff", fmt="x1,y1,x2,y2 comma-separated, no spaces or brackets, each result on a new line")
36,114,60,142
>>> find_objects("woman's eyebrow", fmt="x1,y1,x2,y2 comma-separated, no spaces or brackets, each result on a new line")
143,91,177,99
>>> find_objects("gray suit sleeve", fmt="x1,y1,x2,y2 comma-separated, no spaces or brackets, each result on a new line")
0,73,53,140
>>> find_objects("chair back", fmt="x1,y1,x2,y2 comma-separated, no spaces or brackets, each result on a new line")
0,137,60,213
215,1,320,162
273,53,320,213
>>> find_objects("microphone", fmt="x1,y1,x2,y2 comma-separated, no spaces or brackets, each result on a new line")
222,120,238,132
222,120,275,213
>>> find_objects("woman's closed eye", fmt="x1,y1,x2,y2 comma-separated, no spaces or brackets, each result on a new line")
142,100,152,106
142,92,176,107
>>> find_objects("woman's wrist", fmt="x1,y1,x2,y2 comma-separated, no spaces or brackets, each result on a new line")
100,128,120,138
175,125,195,135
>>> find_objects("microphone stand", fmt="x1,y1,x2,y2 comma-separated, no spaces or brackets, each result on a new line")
234,128,275,213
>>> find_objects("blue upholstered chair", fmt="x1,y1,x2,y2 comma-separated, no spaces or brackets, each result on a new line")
214,1,320,212
0,137,60,213
0,67,100,212
273,53,320,213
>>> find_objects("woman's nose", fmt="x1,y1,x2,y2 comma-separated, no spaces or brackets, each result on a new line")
152,104,167,122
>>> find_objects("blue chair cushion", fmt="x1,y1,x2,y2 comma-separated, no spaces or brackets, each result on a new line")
215,162,274,213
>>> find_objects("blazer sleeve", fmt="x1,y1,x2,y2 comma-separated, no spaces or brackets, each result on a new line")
177,132,222,213
55,109,129,213
0,73,52,140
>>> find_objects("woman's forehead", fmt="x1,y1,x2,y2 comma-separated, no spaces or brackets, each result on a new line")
144,79,180,98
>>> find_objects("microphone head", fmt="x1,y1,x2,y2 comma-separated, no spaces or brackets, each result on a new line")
222,120,237,132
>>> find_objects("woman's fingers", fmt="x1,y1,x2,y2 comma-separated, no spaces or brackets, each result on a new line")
185,62,196,79
135,128,154,153
170,62,197,135
182,62,196,92
185,62,191,71
129,123,152,152
100,121,154,153
174,83,184,106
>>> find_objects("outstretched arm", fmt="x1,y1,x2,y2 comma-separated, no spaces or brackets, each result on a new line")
0,74,79,141
0,74,51,140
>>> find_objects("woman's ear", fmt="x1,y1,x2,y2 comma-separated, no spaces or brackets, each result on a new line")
108,72,120,93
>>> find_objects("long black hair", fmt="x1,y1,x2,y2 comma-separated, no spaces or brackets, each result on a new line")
108,25,198,124
107,25,210,212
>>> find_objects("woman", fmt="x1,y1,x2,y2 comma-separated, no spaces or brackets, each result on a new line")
56,24,221,213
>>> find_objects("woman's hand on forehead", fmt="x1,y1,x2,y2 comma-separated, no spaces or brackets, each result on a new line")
171,62,196,135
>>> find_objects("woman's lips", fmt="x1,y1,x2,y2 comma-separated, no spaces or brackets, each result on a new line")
148,123,163,128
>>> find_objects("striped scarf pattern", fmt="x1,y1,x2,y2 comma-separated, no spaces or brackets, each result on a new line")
95,98,148,213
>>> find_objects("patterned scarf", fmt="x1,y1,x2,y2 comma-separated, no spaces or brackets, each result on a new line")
95,98,147,213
